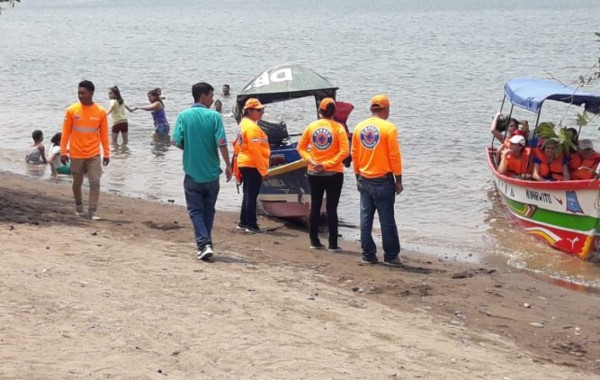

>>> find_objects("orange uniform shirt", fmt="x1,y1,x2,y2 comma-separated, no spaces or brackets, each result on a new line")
351,117,402,178
297,118,349,173
61,102,109,159
236,117,270,176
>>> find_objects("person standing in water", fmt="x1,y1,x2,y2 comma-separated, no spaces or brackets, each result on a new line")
136,88,170,141
61,80,110,220
107,86,134,146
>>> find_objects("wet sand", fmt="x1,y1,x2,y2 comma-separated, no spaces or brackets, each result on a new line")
0,171,598,379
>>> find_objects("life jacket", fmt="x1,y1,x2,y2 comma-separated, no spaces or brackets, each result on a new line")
571,152,600,180
534,149,567,180
505,148,532,176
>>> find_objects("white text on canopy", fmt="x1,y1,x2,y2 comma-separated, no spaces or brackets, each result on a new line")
245,68,293,91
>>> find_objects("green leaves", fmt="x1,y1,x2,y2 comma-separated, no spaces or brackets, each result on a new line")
576,111,589,127
534,122,577,156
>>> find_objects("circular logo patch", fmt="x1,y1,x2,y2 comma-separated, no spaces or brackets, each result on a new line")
312,128,333,150
360,125,380,149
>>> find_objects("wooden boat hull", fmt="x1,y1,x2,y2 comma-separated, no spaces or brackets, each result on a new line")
487,148,600,260
259,148,325,220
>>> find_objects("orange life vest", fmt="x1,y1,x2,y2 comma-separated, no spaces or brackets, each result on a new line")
505,148,532,176
571,152,600,180
534,149,566,180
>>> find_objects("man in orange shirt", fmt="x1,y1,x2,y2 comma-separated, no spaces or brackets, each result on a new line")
61,80,110,220
351,95,403,267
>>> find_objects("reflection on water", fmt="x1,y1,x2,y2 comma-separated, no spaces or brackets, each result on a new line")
485,184,600,290
150,139,172,158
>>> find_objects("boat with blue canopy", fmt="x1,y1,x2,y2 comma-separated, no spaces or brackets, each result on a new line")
487,78,600,260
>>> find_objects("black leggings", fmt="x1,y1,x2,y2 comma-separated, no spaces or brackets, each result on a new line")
308,173,344,247
239,167,263,229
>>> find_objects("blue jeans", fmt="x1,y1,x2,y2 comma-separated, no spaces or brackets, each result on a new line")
357,175,400,261
184,175,220,250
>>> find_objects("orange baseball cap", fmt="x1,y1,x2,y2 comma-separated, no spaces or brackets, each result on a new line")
319,97,336,111
370,94,390,109
243,98,265,110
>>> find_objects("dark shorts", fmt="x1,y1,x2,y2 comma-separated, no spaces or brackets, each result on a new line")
112,121,129,134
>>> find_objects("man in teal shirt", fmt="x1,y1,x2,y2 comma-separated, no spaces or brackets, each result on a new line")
172,82,232,261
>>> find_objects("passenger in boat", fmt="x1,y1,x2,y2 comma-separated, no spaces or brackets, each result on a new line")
25,129,47,164
236,98,270,234
490,112,529,162
565,127,580,156
352,95,403,267
498,135,531,178
570,139,600,180
532,139,570,181
135,88,170,141
297,98,350,251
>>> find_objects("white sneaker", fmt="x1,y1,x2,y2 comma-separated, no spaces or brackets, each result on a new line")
197,245,214,261
88,211,102,221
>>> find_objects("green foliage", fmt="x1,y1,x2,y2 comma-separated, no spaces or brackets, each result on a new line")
535,122,578,156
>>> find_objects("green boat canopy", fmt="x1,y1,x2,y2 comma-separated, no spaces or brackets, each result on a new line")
235,64,338,121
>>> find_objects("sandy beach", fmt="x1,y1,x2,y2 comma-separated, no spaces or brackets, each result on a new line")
0,171,598,379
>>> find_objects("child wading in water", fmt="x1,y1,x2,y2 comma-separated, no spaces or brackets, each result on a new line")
48,132,71,177
25,129,47,164
135,88,170,141
107,86,135,145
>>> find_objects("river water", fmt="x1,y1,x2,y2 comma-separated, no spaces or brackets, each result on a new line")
1,0,599,288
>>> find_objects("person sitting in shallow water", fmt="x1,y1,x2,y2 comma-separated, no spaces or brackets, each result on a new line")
25,129,47,164
498,135,531,179
48,132,71,177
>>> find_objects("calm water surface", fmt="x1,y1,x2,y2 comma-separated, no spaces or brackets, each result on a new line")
1,0,599,288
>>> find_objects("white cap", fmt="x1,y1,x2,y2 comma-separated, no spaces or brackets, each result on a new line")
509,134,526,146
579,139,594,151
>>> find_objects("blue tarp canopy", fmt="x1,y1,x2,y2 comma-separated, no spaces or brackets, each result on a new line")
504,78,600,114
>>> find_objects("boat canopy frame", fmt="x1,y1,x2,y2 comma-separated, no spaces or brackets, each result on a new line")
234,63,338,122
493,78,600,148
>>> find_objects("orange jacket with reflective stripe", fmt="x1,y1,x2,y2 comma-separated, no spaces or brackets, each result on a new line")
351,117,402,178
61,102,109,159
236,117,270,176
297,118,349,173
